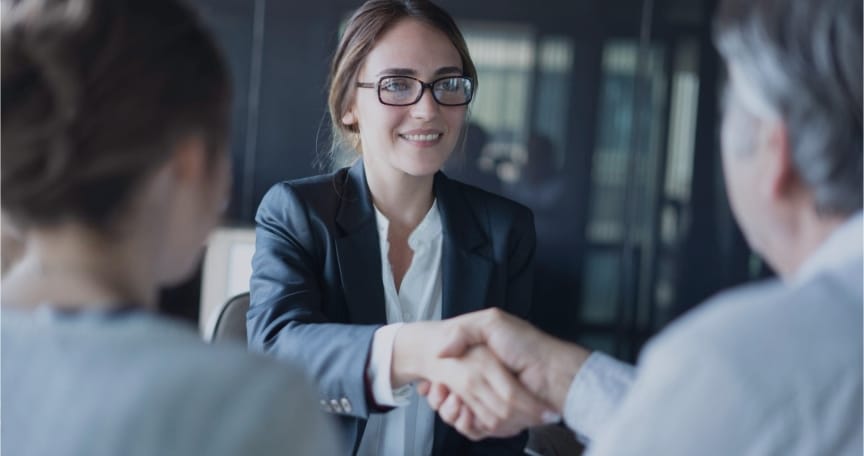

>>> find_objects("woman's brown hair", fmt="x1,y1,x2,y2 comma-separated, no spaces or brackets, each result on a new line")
1,0,231,229
326,0,477,162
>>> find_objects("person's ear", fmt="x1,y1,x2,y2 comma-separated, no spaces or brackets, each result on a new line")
169,134,209,184
342,109,357,126
762,120,798,200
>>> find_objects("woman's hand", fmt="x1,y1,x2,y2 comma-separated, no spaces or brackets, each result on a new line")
391,321,554,439
412,309,586,440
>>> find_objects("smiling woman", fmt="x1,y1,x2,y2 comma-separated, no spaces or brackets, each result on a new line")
246,1,549,455
344,18,470,181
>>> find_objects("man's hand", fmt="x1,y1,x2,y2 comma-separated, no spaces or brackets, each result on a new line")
389,320,554,439
425,345,554,439
419,308,591,439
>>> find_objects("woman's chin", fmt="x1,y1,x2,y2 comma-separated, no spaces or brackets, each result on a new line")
396,154,452,177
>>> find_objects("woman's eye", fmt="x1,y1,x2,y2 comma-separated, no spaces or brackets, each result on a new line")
438,79,465,93
382,79,411,92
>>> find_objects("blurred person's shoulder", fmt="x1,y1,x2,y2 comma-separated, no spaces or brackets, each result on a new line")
639,257,862,416
137,314,339,455
112,312,324,413
649,255,862,364
632,258,862,453
1,309,338,455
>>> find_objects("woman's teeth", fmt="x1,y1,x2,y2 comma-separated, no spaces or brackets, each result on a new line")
402,133,441,141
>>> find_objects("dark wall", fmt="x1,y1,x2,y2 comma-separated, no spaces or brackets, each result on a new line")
196,0,344,222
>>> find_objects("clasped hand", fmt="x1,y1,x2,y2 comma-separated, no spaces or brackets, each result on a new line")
393,309,588,441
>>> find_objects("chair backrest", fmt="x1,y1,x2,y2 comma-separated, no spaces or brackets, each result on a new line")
198,226,255,341
211,292,250,344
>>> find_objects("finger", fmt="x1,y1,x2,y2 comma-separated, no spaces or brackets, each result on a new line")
456,377,505,432
416,380,431,396
436,359,499,431
463,377,509,432
437,312,490,357
436,325,471,357
426,383,450,411
482,360,554,430
438,393,462,424
429,358,498,429
459,347,545,435
438,387,499,436
454,407,486,441
441,400,488,442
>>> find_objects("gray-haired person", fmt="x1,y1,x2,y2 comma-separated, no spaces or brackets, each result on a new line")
418,0,863,453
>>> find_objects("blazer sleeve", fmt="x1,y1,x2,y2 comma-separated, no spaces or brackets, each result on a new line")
504,205,536,320
247,183,379,419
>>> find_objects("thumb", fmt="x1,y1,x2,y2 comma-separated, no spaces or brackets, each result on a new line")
437,316,487,357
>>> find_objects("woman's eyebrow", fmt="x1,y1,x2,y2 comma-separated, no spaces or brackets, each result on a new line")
434,66,463,75
375,66,463,77
377,68,415,76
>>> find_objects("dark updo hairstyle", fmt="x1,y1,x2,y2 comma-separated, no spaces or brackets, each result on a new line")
1,0,231,229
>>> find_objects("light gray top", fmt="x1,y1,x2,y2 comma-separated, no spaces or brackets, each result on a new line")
1,308,338,456
566,213,863,455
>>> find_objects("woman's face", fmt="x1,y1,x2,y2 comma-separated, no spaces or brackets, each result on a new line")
345,18,468,181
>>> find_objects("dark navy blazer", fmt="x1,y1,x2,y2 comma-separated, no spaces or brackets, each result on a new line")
248,161,536,455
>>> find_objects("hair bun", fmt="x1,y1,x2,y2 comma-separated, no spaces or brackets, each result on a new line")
1,4,85,222
2,0,231,228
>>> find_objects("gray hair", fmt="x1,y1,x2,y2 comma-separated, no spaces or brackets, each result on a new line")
714,0,862,216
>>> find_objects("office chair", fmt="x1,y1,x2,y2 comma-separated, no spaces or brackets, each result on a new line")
210,292,250,343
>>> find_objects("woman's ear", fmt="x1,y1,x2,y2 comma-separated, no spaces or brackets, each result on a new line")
342,110,357,126
169,134,209,183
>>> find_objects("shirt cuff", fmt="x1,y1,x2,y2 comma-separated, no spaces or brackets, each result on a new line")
367,323,412,407
563,351,636,442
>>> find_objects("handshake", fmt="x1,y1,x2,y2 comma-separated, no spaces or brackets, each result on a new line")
390,309,591,441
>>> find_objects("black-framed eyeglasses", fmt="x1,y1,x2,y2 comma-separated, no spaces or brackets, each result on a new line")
356,75,474,106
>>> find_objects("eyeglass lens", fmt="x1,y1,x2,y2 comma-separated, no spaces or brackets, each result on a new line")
379,76,472,106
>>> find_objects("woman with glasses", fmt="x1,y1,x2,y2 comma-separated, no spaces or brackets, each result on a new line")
1,0,335,454
247,0,552,454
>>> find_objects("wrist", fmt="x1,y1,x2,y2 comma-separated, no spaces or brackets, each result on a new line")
391,323,425,387
544,340,590,412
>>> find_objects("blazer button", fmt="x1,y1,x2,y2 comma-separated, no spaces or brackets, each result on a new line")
320,399,332,413
340,397,352,414
330,399,343,414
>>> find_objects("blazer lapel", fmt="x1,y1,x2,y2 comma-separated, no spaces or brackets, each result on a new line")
334,161,387,325
436,172,494,318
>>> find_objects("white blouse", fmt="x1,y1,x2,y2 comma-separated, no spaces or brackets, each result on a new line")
358,200,443,456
